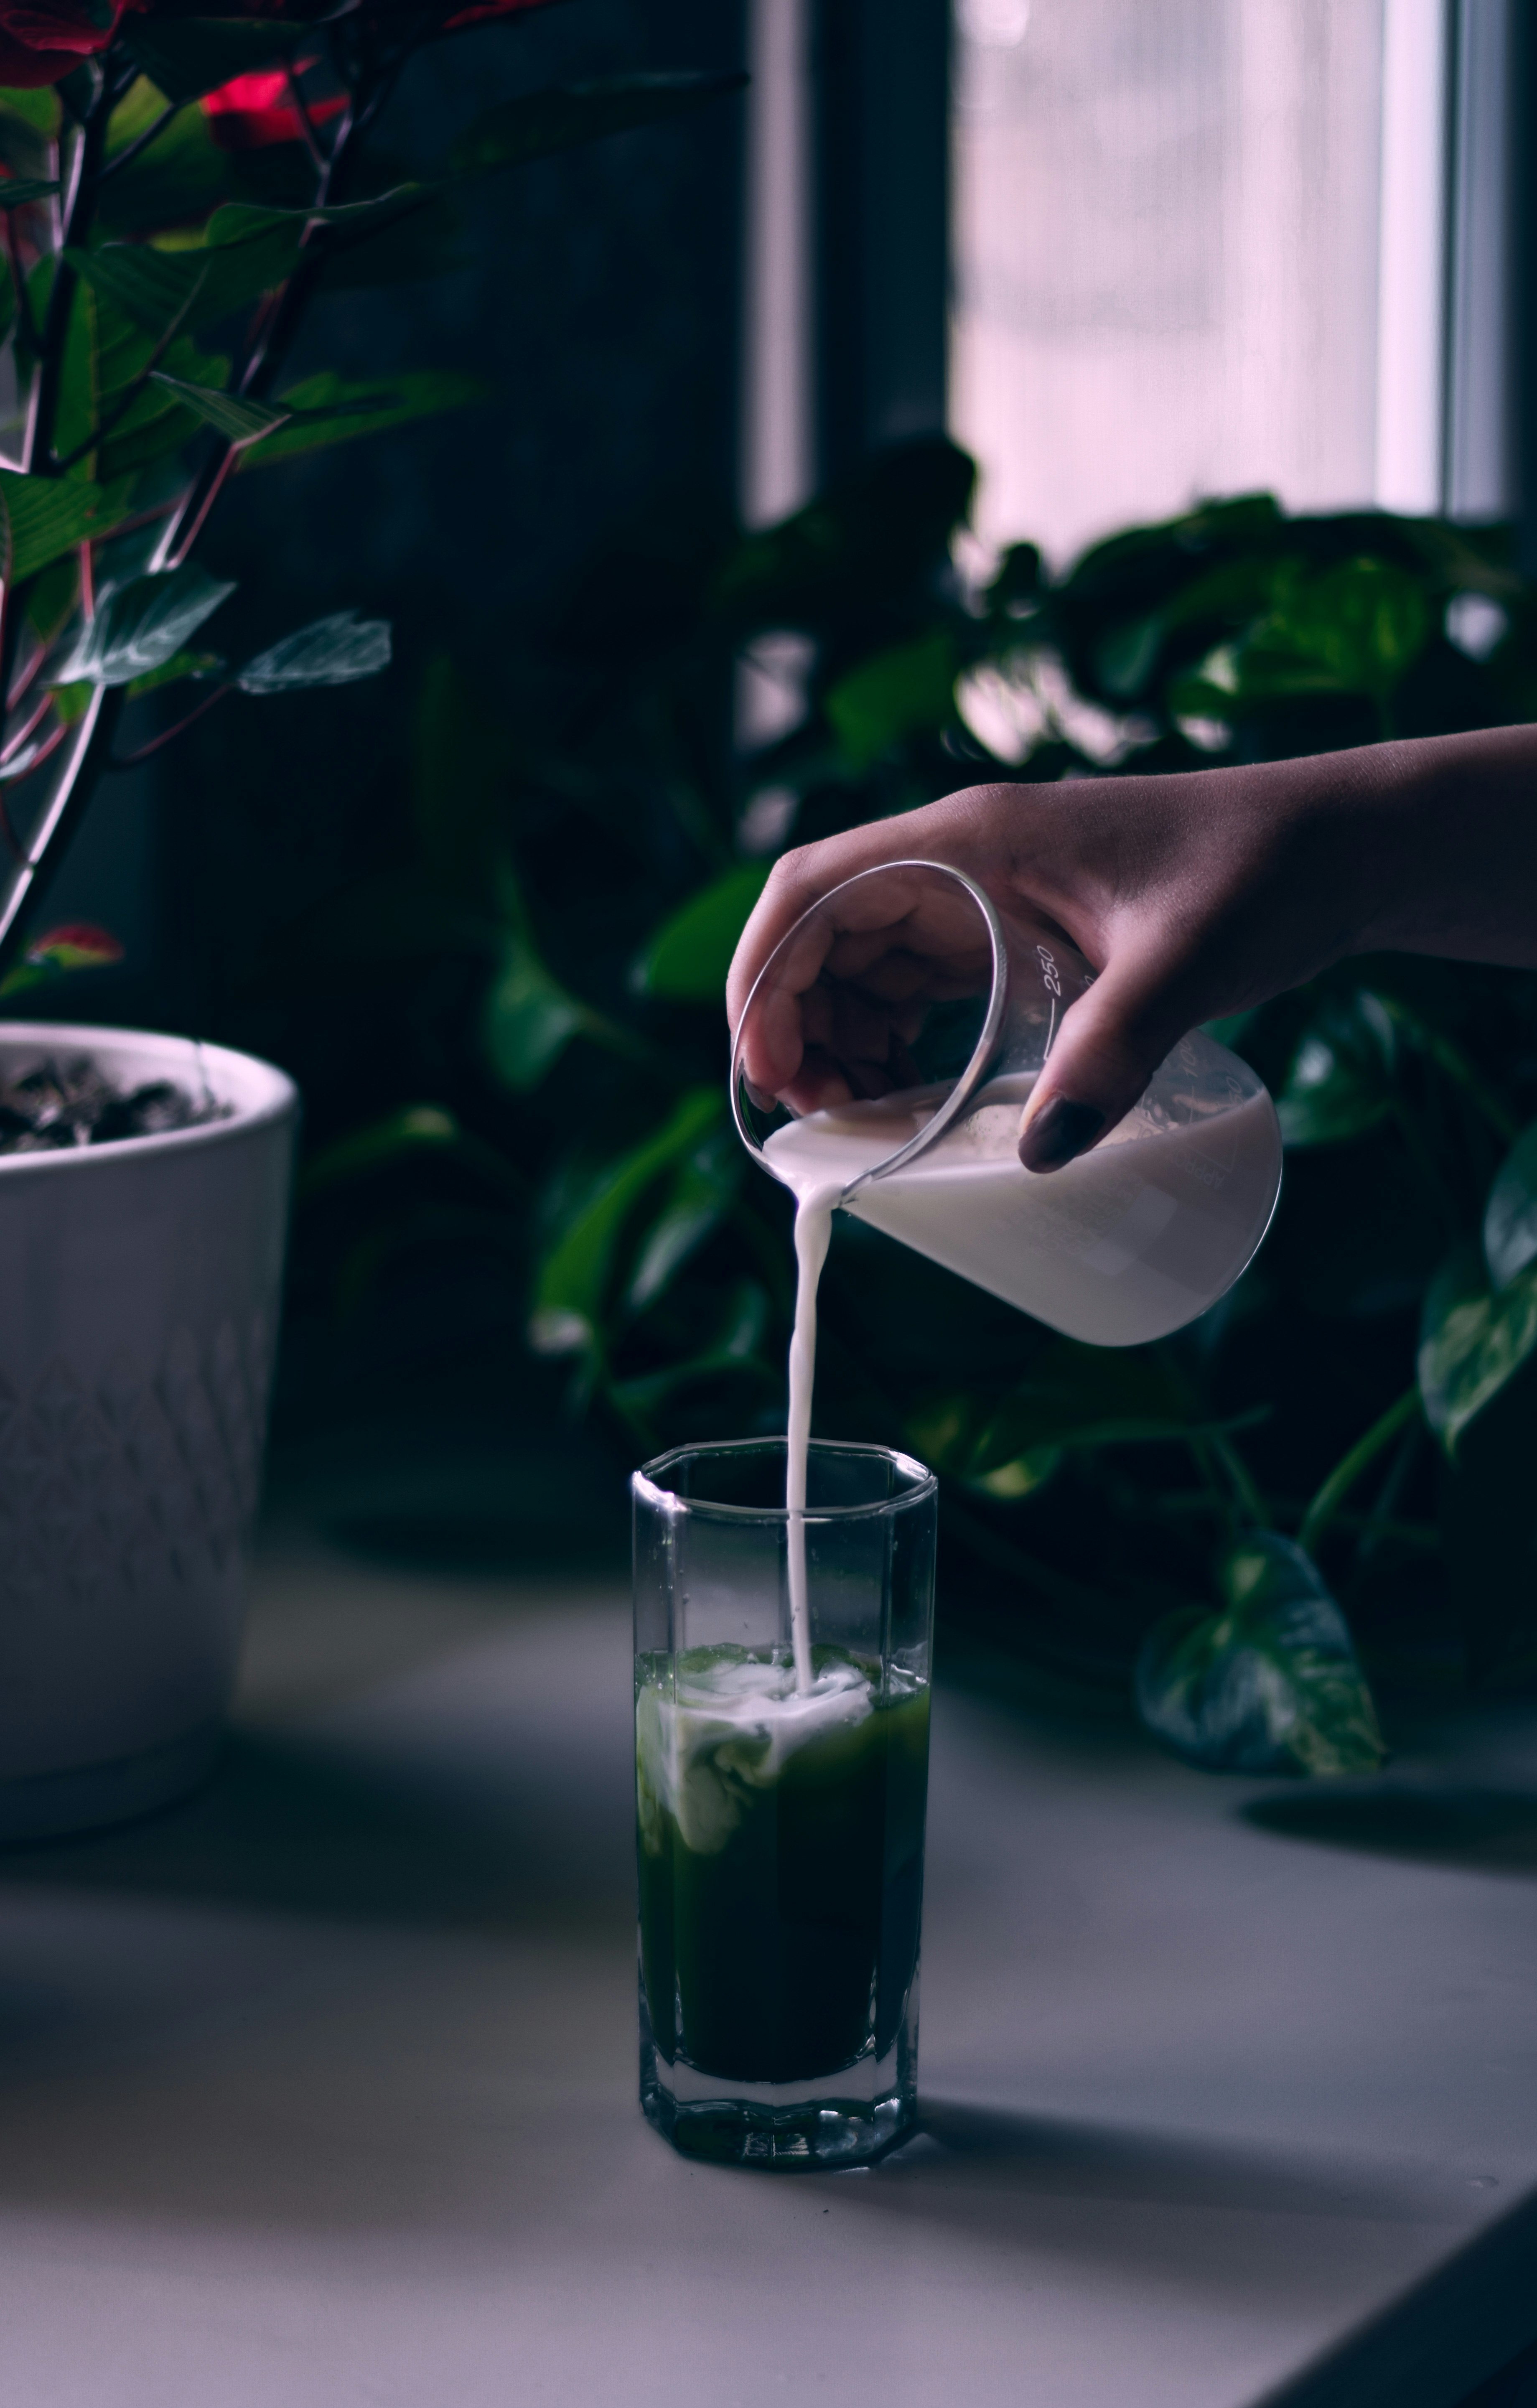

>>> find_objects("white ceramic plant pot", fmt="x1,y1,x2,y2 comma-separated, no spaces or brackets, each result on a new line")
0,1022,298,1841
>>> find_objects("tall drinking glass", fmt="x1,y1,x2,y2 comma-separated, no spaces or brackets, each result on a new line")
633,1438,937,2170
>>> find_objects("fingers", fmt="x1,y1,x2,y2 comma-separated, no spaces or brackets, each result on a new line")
1017,945,1200,1174
725,787,1006,1035
728,792,1011,1103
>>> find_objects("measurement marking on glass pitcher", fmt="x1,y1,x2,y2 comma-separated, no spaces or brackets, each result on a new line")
1181,1157,1230,1192
1037,945,1061,1056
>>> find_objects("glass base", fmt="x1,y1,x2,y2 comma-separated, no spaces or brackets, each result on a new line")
639,1988,919,2170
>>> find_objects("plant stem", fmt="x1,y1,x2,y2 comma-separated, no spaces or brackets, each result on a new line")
1376,993,1521,1145
0,689,54,766
1353,1417,1423,1569
282,59,328,174
3,210,39,354
1,716,66,783
1188,1427,1267,1527
1297,1386,1422,1557
98,101,178,183
26,91,110,479
0,80,122,983
109,681,232,767
151,72,382,573
0,687,122,975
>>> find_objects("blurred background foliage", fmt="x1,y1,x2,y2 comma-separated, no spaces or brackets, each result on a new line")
257,432,1537,1732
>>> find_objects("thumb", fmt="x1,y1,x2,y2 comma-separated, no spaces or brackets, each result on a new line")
1017,949,1196,1174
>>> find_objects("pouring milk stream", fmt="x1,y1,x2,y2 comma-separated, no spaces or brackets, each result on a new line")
730,862,1284,1695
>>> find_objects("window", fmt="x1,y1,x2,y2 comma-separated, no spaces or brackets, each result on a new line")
949,0,1514,562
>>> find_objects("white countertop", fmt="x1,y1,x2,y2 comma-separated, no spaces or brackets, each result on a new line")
1,1532,1534,2408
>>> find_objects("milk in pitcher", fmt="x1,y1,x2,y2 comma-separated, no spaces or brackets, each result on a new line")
764,1047,1280,1349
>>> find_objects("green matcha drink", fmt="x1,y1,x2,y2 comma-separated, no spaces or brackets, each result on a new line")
636,1644,930,2085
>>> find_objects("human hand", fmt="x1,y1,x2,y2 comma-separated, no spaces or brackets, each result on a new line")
728,741,1479,1171
728,856,997,1117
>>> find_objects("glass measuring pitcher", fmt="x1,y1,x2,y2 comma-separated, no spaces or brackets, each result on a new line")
729,860,1282,1347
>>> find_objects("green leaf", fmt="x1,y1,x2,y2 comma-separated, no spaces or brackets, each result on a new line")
910,1387,1066,1497
106,71,176,153
1484,1119,1537,1290
54,561,235,687
25,555,82,649
626,1123,742,1311
638,861,771,1003
66,218,310,336
449,72,747,178
97,93,302,240
1093,613,1163,699
1136,1532,1385,1776
300,1105,456,1195
610,1280,773,1417
971,1338,1202,1468
148,369,286,445
237,369,486,468
1277,990,1395,1147
0,920,122,998
205,186,437,251
1418,1245,1537,1456
236,611,391,694
312,193,469,294
48,680,93,726
124,15,293,105
968,1448,1063,1501
59,265,237,481
0,88,61,137
715,439,975,627
0,177,57,209
125,646,222,700
0,468,136,583
53,270,100,472
65,241,215,335
298,1107,526,1208
97,339,235,480
1227,557,1432,706
986,541,1043,617
824,630,958,771
482,933,585,1092
529,1088,723,1357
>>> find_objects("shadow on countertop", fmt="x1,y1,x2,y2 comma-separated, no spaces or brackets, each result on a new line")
0,1636,633,1941
1243,1784,1537,1876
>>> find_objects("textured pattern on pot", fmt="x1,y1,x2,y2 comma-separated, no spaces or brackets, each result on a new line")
0,1023,297,1840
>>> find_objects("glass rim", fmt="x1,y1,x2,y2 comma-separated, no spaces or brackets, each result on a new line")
633,1436,938,1525
727,858,1009,1200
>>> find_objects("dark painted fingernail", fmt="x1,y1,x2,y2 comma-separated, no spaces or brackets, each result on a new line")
1018,1097,1106,1173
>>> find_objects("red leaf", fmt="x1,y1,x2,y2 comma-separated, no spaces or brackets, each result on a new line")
440,0,564,27
0,0,122,86
202,66,346,151
25,922,124,972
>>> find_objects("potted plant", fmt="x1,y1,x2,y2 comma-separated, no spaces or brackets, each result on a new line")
0,0,740,1835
